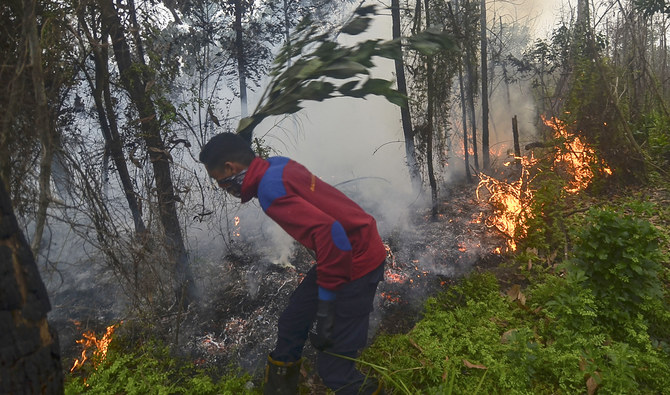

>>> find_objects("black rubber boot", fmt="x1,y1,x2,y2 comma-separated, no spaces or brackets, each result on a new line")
263,355,302,395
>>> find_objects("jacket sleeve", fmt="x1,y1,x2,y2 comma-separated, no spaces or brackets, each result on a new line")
264,193,353,291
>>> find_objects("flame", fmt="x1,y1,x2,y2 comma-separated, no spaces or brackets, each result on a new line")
70,322,120,372
476,116,612,251
477,154,536,251
233,216,241,237
543,116,612,193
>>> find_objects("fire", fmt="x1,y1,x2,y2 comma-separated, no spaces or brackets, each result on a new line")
477,154,536,251
70,322,120,372
233,216,241,237
543,116,612,193
476,116,612,250
380,291,403,304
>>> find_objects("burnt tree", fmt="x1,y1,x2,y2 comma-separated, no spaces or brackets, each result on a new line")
0,181,63,394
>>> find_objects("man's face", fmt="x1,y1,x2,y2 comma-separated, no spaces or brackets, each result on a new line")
207,163,245,198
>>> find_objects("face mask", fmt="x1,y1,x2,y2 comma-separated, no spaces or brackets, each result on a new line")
217,169,247,198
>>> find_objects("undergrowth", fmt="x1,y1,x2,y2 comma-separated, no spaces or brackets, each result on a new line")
64,339,257,394
362,202,670,394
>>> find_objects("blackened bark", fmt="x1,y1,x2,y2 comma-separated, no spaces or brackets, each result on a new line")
97,0,195,304
392,0,422,193
0,180,63,394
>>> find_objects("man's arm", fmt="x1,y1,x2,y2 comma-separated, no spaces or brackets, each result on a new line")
265,193,354,291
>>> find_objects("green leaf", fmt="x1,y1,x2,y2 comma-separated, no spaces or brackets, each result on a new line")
341,17,371,35
361,78,393,94
262,100,303,116
355,5,377,16
236,116,264,141
299,81,335,102
338,80,359,94
321,61,368,79
408,29,457,56
383,90,408,108
375,39,403,60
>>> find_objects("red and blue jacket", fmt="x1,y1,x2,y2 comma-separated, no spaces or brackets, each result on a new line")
240,157,387,291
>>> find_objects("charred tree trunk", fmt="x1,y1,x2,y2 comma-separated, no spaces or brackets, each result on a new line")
234,0,249,121
392,0,422,193
0,180,63,394
98,0,195,305
24,0,54,258
424,0,438,217
480,0,490,169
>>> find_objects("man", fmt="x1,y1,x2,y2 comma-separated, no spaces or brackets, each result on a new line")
199,133,386,394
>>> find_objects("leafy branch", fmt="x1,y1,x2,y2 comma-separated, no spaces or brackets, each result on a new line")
237,5,457,142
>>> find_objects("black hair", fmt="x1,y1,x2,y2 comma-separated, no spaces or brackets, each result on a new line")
199,133,256,170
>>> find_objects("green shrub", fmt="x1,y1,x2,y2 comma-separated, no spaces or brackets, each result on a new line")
566,208,664,327
65,339,257,395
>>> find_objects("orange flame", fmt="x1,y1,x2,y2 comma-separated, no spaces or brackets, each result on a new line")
233,216,241,237
477,154,537,251
543,116,612,193
70,323,120,372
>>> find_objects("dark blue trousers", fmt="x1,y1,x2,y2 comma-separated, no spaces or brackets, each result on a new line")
271,261,384,394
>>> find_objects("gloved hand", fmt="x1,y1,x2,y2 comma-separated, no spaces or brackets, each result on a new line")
310,288,336,351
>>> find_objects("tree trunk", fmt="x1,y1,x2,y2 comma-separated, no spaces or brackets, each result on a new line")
458,63,472,182
392,0,422,193
0,180,63,394
465,54,479,172
235,0,249,120
424,0,438,217
480,0,490,169
98,0,194,305
24,0,54,258
78,9,147,235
